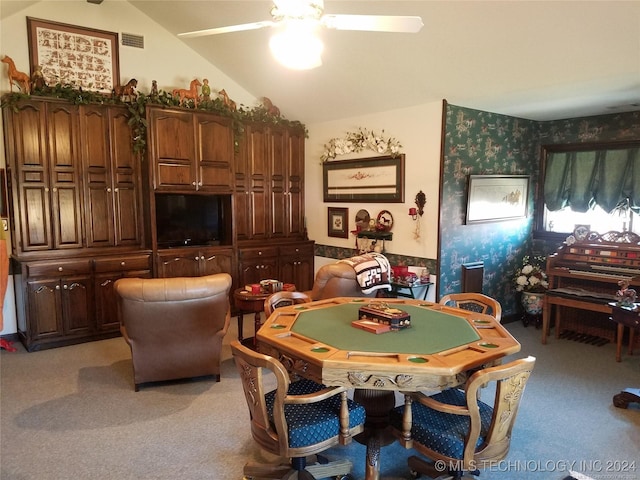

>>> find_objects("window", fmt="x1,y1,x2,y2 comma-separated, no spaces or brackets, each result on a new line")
538,141,640,236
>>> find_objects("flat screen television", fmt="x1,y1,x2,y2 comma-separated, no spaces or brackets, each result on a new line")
154,193,232,248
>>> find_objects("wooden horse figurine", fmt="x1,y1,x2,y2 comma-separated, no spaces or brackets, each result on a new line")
261,96,280,117
113,78,138,101
2,56,31,94
218,89,237,111
172,79,202,107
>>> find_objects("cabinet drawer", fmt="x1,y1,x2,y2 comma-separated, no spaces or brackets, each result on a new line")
239,246,279,261
94,254,152,273
26,259,93,277
279,243,314,258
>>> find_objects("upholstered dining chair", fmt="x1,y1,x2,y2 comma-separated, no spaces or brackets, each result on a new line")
389,356,536,480
439,293,502,323
230,340,366,480
264,291,312,317
114,273,232,391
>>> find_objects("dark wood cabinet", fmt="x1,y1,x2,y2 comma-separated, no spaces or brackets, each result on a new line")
156,246,234,278
278,242,314,292
235,123,270,241
94,254,152,332
3,97,148,351
3,99,83,252
79,105,143,248
16,258,93,350
3,97,309,351
238,242,314,292
147,107,234,193
238,246,280,287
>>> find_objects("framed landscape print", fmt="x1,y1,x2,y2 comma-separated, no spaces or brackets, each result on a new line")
27,17,120,93
327,207,349,238
465,175,529,224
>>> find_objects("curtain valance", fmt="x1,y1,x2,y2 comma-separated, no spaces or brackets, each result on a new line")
544,147,640,213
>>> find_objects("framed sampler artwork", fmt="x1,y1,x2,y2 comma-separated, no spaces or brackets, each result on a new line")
323,155,405,203
465,175,530,224
27,17,120,94
327,207,349,238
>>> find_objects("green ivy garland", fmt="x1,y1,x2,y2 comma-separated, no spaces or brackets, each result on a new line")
1,83,307,156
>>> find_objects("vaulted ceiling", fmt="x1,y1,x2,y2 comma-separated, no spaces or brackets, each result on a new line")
4,1,640,124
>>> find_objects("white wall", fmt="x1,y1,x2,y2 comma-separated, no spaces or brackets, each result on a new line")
305,101,444,261
0,0,259,335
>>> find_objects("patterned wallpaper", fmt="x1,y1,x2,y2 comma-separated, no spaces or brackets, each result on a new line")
440,105,640,317
440,104,539,315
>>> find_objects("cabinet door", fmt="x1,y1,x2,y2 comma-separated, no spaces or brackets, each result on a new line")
148,108,196,190
26,278,63,340
60,275,93,336
5,101,83,252
196,114,234,192
94,254,152,331
239,247,279,286
47,103,84,250
26,274,92,341
270,126,287,239
287,129,305,238
233,134,251,241
110,107,143,245
245,124,270,240
279,243,314,291
156,250,202,277
200,247,234,276
80,105,115,247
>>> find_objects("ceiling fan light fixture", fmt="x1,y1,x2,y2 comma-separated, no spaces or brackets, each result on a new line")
269,21,323,70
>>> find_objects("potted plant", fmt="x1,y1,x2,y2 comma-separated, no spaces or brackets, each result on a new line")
514,255,549,315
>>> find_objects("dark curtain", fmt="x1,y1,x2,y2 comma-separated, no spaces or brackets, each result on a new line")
544,148,640,213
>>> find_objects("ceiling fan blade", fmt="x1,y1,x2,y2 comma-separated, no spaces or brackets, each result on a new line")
178,21,275,38
321,14,423,33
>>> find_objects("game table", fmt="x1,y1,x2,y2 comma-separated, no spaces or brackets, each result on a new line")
257,297,521,480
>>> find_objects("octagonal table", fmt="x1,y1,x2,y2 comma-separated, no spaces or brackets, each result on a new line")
257,297,520,480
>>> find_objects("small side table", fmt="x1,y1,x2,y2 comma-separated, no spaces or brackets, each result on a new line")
609,303,639,362
387,281,432,301
234,284,295,347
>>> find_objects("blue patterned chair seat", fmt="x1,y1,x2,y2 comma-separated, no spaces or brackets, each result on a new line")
389,388,493,459
266,379,367,448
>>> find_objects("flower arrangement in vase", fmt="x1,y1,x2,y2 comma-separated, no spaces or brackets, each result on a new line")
514,255,549,316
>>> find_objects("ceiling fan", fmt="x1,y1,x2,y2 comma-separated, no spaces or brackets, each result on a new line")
178,0,423,69
178,0,424,38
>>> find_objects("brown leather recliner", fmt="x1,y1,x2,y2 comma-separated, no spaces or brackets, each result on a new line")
308,262,377,300
114,273,232,391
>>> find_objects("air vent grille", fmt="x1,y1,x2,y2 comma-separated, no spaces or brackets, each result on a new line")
121,33,144,49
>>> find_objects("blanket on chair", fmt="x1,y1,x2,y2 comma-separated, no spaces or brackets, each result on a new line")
339,253,392,295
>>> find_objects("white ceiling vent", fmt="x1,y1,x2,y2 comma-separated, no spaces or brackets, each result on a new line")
121,33,144,49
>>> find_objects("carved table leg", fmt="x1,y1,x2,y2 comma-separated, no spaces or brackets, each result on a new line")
353,389,396,480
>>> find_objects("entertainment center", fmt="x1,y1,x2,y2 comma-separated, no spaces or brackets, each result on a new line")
3,97,313,351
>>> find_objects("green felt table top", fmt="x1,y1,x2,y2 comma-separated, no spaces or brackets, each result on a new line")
290,302,481,355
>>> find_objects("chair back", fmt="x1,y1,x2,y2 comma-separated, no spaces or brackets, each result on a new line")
231,340,287,456
464,356,535,465
393,356,535,474
264,291,311,317
439,293,502,322
115,273,232,390
230,340,366,460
